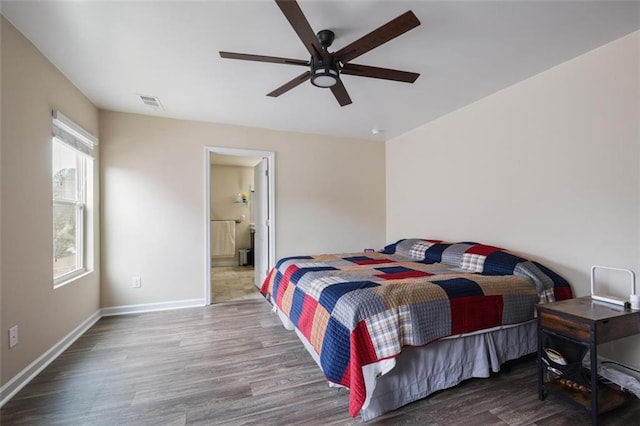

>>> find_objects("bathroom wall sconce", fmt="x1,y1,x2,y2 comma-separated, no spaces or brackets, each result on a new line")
234,193,248,205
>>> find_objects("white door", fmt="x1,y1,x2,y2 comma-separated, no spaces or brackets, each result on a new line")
253,158,270,288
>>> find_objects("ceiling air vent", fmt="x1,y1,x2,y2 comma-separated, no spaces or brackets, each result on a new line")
138,94,163,110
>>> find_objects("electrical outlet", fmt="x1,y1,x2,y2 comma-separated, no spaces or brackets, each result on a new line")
9,325,18,348
132,276,141,288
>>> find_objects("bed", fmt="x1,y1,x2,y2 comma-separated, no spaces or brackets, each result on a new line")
260,239,573,420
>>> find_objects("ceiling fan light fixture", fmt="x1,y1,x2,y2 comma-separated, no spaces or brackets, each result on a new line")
311,67,339,88
310,57,339,88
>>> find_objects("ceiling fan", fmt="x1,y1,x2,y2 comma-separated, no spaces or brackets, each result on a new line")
219,0,421,107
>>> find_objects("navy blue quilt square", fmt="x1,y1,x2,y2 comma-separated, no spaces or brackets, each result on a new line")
482,251,525,276
433,278,484,298
424,243,450,263
275,255,313,268
320,317,351,384
375,266,411,274
271,270,284,299
533,261,570,288
343,256,372,262
381,240,404,254
288,286,307,327
318,281,379,312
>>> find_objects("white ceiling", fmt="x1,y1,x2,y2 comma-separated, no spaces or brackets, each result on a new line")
2,1,639,141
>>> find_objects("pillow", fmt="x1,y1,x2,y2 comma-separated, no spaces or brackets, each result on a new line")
380,238,573,302
383,239,443,261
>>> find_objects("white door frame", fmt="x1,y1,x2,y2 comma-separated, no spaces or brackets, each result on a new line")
204,146,276,305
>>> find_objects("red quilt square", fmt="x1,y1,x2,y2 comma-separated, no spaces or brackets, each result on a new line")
466,244,503,256
275,264,298,306
449,295,503,334
343,255,396,266
374,270,433,280
352,258,395,265
297,295,318,340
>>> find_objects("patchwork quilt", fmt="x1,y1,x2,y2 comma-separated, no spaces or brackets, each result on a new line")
260,239,572,417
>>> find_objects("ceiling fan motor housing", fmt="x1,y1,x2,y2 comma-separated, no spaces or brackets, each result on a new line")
317,29,335,49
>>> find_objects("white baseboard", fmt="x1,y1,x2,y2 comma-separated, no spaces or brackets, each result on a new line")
100,298,205,316
0,309,101,408
0,298,205,408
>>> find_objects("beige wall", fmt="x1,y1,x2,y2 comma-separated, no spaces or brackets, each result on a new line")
0,17,100,385
386,31,640,367
211,164,254,258
99,111,386,308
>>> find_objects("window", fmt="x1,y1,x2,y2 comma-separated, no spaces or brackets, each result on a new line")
52,111,97,286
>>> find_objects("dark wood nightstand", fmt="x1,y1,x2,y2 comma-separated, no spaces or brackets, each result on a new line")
536,296,640,425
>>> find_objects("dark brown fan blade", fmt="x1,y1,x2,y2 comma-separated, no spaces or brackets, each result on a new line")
341,63,419,83
334,11,420,64
275,0,327,60
267,71,311,97
219,52,309,67
330,80,352,106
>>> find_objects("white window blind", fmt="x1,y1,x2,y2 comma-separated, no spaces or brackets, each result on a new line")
52,111,98,157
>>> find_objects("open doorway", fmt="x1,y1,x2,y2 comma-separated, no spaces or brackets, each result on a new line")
204,147,275,305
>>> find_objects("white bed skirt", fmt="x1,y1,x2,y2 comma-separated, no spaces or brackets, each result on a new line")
274,308,537,421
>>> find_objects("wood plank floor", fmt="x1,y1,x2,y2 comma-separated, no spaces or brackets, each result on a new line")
2,299,639,425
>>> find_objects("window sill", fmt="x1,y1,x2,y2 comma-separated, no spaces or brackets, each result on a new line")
54,269,91,289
